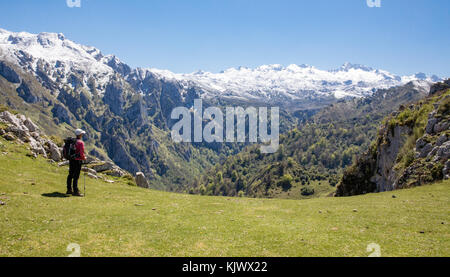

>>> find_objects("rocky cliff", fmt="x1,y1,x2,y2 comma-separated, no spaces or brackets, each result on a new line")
336,79,450,196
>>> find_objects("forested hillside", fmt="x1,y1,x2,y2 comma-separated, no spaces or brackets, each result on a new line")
189,81,431,199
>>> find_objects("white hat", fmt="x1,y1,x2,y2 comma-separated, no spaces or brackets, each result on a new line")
75,129,86,136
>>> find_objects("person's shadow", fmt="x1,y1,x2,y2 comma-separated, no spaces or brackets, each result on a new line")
41,192,70,198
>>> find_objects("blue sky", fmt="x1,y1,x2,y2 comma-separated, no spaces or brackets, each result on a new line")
0,0,449,76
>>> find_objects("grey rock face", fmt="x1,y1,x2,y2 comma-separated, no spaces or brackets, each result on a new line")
434,122,449,133
425,115,438,135
51,104,71,124
371,125,412,191
44,140,61,162
105,56,131,77
92,162,114,173
431,141,450,162
443,160,450,180
103,81,125,115
1,111,24,128
84,155,101,164
416,143,433,158
105,168,127,178
436,134,448,146
28,136,47,158
415,137,428,149
24,118,39,133
0,61,20,83
16,82,40,103
135,172,149,189
429,79,450,95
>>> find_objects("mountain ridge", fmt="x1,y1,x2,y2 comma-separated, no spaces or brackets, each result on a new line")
0,28,442,107
0,27,445,192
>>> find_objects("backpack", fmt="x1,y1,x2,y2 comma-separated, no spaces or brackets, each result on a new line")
63,137,78,160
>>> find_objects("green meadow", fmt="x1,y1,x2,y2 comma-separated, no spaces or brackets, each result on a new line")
0,137,448,257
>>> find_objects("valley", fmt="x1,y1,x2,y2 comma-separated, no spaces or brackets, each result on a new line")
0,28,442,194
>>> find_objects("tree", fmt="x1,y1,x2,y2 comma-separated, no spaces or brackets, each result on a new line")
231,170,238,182
278,174,293,191
216,171,223,184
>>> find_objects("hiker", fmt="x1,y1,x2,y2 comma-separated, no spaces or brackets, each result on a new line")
66,129,87,197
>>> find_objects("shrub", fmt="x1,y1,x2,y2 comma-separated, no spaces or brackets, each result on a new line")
199,185,206,195
301,187,315,196
431,163,444,180
278,174,293,190
49,135,64,147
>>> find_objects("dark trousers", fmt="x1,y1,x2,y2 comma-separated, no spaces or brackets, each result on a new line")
67,160,82,193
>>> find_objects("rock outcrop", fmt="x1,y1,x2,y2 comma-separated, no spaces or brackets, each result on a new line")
0,111,58,160
336,80,450,196
135,172,149,189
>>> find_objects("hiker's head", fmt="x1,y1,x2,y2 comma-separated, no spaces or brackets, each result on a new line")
75,129,86,139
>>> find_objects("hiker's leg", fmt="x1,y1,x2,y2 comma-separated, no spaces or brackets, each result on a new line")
67,160,75,192
72,161,82,193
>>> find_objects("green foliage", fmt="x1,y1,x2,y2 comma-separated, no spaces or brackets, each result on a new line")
0,104,18,114
300,186,315,196
341,87,450,196
437,92,450,117
191,82,430,199
431,163,444,180
48,135,64,147
278,174,293,190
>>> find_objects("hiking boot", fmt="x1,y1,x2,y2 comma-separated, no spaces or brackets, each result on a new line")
72,191,84,197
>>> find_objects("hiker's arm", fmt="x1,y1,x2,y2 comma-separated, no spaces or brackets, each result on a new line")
78,141,86,161
81,142,86,160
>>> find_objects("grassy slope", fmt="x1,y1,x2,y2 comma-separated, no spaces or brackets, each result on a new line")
0,137,449,257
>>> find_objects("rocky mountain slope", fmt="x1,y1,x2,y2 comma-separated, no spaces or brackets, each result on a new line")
0,29,221,190
336,80,450,196
0,27,442,190
0,28,440,109
150,63,440,107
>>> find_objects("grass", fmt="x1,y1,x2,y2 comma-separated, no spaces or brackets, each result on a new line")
0,137,449,257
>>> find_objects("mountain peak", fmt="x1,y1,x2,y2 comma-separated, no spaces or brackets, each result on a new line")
257,64,285,71
338,62,374,72
0,27,443,104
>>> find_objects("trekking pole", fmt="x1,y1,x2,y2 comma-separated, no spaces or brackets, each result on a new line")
84,172,86,197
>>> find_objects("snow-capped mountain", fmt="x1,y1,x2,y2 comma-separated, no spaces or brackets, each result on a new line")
0,28,116,92
0,28,442,106
149,63,440,101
